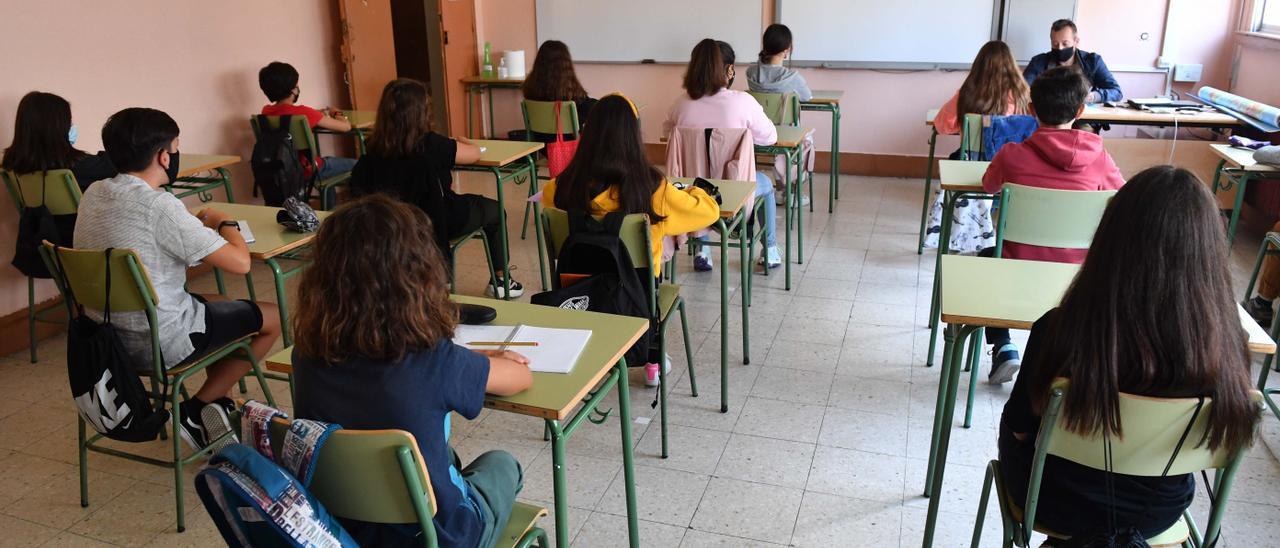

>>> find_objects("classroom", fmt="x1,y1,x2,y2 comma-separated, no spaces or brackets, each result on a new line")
3,0,1280,546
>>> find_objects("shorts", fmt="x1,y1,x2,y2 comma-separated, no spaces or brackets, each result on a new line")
177,295,263,365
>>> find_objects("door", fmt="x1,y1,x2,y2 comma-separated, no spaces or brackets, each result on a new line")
338,0,399,110
438,0,479,136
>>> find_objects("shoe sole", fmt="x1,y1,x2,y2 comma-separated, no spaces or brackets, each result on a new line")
988,359,1021,385
176,417,205,452
486,286,525,298
201,404,238,455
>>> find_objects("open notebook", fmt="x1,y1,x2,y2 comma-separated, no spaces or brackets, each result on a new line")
453,324,591,374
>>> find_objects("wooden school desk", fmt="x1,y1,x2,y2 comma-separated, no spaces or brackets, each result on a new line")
196,201,329,347
1080,104,1241,130
462,75,525,139
671,177,757,413
920,255,1276,548
1211,144,1280,248
452,139,549,293
800,90,844,213
313,109,376,155
166,154,239,203
265,294,650,548
755,125,816,290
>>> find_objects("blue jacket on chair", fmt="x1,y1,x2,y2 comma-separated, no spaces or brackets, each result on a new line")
1023,49,1124,103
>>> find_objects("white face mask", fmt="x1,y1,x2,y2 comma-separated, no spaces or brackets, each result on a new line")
67,124,78,145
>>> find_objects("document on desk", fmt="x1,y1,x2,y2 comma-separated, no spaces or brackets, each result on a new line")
453,324,592,374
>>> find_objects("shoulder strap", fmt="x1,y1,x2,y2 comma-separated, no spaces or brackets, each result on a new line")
101,248,113,323
567,209,592,234
600,211,625,235
553,101,566,144
50,245,80,313
278,419,341,487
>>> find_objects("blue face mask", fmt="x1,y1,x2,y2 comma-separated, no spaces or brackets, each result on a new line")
67,124,78,145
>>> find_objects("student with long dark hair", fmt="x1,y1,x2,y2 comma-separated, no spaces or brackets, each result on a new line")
292,194,532,548
747,24,811,102
349,78,522,298
2,91,115,188
521,40,597,133
998,166,1259,539
664,38,779,272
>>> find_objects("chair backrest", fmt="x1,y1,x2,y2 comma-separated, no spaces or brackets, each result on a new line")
747,91,800,126
249,115,319,154
542,207,657,314
267,419,440,530
959,113,985,160
522,100,581,137
43,243,159,314
2,168,82,215
994,183,1116,256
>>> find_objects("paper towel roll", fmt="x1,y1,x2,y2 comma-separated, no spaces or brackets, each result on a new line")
502,50,526,79
1198,86,1280,128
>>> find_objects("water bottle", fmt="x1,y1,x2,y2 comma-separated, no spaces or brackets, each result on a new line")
482,42,493,78
498,56,509,79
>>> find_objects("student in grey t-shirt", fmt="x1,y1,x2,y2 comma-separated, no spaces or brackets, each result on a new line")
73,107,281,451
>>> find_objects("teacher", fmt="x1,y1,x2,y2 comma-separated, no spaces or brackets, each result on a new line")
1024,19,1123,103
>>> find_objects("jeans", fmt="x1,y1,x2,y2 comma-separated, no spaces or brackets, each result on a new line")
315,156,356,180
461,450,524,548
754,171,778,248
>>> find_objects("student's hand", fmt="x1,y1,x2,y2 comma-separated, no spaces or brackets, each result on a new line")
474,349,530,365
195,208,230,228
456,136,476,146
327,108,347,120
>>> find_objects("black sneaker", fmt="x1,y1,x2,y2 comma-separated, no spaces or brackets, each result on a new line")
1246,297,1274,328
486,277,524,298
177,400,209,451
987,343,1021,385
200,397,239,454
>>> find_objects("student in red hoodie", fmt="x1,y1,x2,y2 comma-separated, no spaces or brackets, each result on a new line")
980,65,1125,385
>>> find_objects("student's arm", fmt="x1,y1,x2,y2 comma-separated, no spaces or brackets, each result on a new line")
981,154,1007,195
195,208,252,274
654,182,721,235
1088,55,1124,103
746,96,778,145
540,178,558,208
455,136,482,165
934,92,962,135
1003,312,1057,441
313,108,353,132
792,73,813,102
477,350,533,396
1099,152,1126,189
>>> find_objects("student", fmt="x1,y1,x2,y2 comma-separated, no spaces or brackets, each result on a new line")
257,61,356,180
746,24,811,102
1023,19,1122,103
998,166,1258,542
73,107,282,450
349,78,522,298
933,41,1031,136
979,66,1125,384
521,40,597,137
664,38,780,272
542,94,719,386
2,91,116,189
291,194,532,548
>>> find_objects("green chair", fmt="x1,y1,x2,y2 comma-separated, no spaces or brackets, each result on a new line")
917,113,990,253
449,227,500,295
42,243,276,533
542,208,697,458
2,169,81,363
748,91,813,215
956,183,1115,428
249,116,351,210
519,100,581,241
1243,232,1280,418
972,379,1259,547
266,419,549,548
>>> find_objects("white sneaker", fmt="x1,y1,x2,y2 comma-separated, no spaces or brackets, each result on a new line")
644,354,672,387
756,246,783,268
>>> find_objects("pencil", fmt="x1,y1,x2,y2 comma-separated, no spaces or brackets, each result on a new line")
467,341,539,347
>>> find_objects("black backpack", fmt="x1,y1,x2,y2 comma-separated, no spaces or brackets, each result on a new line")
251,115,310,207
54,247,170,443
9,172,75,278
532,212,655,367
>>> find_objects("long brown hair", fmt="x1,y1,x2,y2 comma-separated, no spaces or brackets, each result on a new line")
683,39,728,100
554,94,664,221
522,40,588,102
292,194,457,364
956,41,1030,127
366,78,434,158
2,91,87,174
1028,166,1258,453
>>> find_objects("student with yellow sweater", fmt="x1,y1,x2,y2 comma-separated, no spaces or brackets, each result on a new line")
541,93,719,386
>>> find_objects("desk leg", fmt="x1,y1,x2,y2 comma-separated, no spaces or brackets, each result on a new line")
266,258,291,347
925,190,954,368
490,167,512,300
739,212,751,365
830,104,841,211
216,167,236,203
528,156,550,291
1227,172,1251,249
546,419,569,547
487,87,497,139
615,359,641,548
466,85,475,139
923,321,959,496
718,218,731,412
922,324,977,548
917,129,938,255
795,148,805,265
783,147,794,291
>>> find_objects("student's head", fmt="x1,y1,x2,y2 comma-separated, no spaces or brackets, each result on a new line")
683,39,730,100
293,194,456,365
1029,66,1089,126
1,91,86,174
1048,19,1079,60
258,61,300,103
758,24,793,63
522,40,588,102
367,78,434,158
100,107,180,181
553,93,664,221
1042,166,1258,453
956,41,1030,123
717,41,737,88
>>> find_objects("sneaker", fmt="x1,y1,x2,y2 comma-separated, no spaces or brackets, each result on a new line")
177,400,209,451
486,277,524,298
693,255,713,272
988,343,1021,385
756,246,782,269
774,188,786,206
201,397,239,454
1246,297,1274,327
644,355,673,387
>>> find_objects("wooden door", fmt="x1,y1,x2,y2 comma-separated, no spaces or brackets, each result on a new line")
338,0,398,110
438,0,479,135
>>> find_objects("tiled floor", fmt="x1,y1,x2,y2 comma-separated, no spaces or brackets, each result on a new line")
5,171,1280,546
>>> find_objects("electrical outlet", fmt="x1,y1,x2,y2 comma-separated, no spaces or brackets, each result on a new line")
1174,63,1203,82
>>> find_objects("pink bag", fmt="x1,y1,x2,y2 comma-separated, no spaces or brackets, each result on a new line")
546,101,578,177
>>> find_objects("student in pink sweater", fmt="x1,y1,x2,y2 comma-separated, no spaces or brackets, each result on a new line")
980,65,1125,385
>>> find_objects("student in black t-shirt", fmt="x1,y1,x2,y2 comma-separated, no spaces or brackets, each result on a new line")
2,91,116,190
998,166,1259,541
349,78,522,298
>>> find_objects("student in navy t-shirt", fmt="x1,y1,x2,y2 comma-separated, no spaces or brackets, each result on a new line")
291,194,533,548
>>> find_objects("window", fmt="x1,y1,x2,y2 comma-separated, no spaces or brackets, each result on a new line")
1256,0,1280,35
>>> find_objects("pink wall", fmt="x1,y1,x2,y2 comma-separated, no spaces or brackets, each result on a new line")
0,0,347,317
1232,37,1280,106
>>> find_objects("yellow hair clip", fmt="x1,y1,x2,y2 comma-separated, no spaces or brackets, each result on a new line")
605,92,640,118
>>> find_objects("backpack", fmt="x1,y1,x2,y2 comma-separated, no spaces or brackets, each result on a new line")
532,212,654,367
9,173,75,278
54,247,170,443
251,115,310,207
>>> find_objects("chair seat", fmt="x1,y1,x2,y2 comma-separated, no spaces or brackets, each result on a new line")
658,283,681,322
450,226,486,248
317,172,350,190
1007,493,1189,545
494,501,548,548
165,334,256,377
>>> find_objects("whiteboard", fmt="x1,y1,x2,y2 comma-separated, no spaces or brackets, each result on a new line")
777,0,1000,65
1003,0,1078,62
535,0,762,64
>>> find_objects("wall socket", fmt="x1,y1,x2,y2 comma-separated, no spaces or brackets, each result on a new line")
1174,63,1203,82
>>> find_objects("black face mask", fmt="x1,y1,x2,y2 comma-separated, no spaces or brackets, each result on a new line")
1052,47,1075,63
164,150,181,184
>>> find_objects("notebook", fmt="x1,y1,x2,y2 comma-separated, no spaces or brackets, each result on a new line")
453,324,592,374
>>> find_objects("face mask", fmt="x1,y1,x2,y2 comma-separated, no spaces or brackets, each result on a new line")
164,150,181,184
67,125,78,145
1052,47,1075,63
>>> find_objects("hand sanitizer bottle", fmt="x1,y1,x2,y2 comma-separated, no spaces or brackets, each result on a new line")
482,42,493,78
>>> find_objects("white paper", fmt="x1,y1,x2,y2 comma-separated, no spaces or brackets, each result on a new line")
453,324,591,374
237,220,255,244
